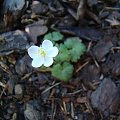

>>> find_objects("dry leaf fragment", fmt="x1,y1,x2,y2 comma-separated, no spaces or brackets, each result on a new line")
25,23,48,44
106,18,120,26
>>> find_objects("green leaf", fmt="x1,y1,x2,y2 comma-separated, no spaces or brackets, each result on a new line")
43,31,64,42
64,37,86,62
52,31,64,41
44,33,53,41
64,37,81,49
54,44,71,63
59,51,71,62
51,62,74,81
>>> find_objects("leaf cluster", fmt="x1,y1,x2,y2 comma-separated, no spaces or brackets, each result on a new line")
51,62,74,81
43,32,86,81
44,31,64,44
64,37,86,62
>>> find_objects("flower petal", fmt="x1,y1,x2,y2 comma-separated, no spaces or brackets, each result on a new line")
44,57,53,67
32,56,44,68
42,40,53,51
47,47,59,57
28,46,39,59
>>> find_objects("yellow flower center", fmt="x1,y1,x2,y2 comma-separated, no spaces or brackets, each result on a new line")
38,47,46,57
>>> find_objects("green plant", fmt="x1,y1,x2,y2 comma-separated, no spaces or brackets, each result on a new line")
51,62,74,81
43,32,86,81
44,31,64,43
64,37,86,62
54,44,71,62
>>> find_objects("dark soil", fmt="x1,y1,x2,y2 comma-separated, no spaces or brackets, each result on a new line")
0,0,120,120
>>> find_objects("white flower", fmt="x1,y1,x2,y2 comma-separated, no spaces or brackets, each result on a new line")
28,40,59,68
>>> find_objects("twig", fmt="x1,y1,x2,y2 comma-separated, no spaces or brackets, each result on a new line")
87,41,92,52
21,72,32,80
60,103,64,112
85,102,94,115
111,46,120,50
63,101,67,113
67,89,82,96
82,83,87,91
51,99,55,120
52,103,56,120
90,51,100,68
94,59,99,68
76,61,89,72
71,102,74,118
0,81,6,88
0,62,11,74
0,88,6,99
110,47,120,54
105,7,120,11
49,89,55,99
41,82,61,95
